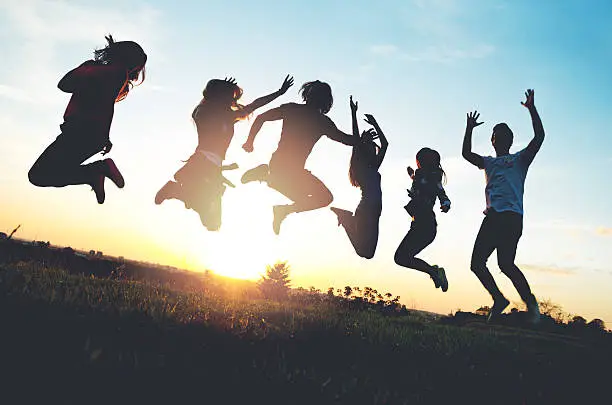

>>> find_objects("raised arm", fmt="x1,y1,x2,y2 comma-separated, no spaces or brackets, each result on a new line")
350,96,359,137
242,105,287,152
462,110,485,168
237,75,293,119
521,89,545,162
364,114,388,169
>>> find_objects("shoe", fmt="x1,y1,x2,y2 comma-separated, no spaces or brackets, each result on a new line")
155,181,177,205
241,164,269,184
430,265,441,289
330,207,352,227
436,266,448,292
526,296,541,325
90,174,105,204
272,205,290,235
103,158,125,188
486,296,510,323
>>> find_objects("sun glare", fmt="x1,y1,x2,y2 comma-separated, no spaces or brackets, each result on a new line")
190,185,285,280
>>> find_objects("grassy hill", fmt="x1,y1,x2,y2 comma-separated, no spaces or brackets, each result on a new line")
0,240,610,404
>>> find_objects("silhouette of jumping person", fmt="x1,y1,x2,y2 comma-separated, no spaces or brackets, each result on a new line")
330,96,388,259
240,80,357,234
155,75,294,231
28,35,147,204
462,89,545,324
394,148,451,291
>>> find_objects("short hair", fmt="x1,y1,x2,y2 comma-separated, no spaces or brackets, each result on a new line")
493,123,514,144
300,80,333,114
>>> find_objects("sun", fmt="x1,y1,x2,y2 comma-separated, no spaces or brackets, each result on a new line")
190,185,286,280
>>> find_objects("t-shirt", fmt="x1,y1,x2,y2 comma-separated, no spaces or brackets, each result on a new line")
482,148,535,215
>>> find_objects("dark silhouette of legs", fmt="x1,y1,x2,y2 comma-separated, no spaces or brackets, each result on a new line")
394,219,437,274
394,217,448,291
331,200,381,259
28,126,118,204
471,211,537,321
470,214,507,301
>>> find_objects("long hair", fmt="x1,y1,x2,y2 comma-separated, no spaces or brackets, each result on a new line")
416,147,447,185
349,133,379,188
300,80,333,114
194,78,246,120
94,35,147,102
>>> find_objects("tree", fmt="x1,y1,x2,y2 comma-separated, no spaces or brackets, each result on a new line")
258,262,291,300
587,318,606,332
569,316,587,328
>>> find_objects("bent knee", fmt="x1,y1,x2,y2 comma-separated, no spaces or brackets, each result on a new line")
321,189,333,207
498,262,519,275
470,261,487,274
28,166,47,187
359,247,376,260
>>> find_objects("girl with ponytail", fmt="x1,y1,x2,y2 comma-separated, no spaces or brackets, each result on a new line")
28,35,147,204
394,147,452,291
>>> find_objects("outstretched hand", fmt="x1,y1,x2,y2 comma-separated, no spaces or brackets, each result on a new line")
224,77,237,85
350,95,358,113
466,111,484,130
101,140,113,155
279,75,294,94
361,127,378,142
364,113,378,127
521,89,535,110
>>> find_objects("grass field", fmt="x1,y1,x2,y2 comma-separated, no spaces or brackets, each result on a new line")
0,243,610,405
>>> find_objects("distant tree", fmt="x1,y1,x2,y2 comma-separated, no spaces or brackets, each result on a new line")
539,299,568,323
327,287,335,297
587,318,606,332
258,262,291,300
569,316,587,328
344,286,352,298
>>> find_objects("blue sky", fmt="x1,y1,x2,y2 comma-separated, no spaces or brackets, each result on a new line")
0,0,611,323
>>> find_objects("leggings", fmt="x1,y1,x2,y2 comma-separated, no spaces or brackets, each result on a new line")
394,213,437,274
28,122,107,188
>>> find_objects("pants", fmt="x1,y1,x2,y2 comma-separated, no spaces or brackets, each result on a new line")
28,122,108,187
394,213,437,272
470,210,534,303
268,157,333,213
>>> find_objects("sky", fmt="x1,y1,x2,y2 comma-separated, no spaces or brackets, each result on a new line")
1,0,611,324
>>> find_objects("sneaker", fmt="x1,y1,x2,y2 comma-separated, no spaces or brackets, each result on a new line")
272,205,290,235
155,181,177,205
90,174,106,204
330,207,352,227
241,164,269,184
436,266,448,292
486,296,510,323
430,265,441,289
103,158,125,188
526,296,541,325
